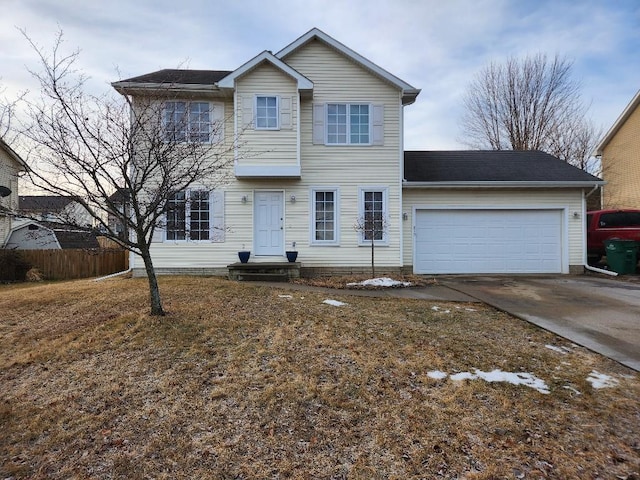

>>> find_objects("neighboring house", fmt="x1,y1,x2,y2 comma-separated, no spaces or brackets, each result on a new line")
17,195,94,227
595,89,640,209
112,28,603,276
4,220,99,250
0,138,26,245
106,188,130,240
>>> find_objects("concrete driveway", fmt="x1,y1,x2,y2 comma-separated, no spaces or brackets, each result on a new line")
441,275,640,371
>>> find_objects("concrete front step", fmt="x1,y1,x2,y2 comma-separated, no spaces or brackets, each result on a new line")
227,262,300,281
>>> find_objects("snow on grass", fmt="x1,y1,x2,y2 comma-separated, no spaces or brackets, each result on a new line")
428,368,550,394
545,344,572,354
586,370,619,389
278,294,293,299
323,299,347,307
426,370,448,380
431,306,451,313
346,277,412,287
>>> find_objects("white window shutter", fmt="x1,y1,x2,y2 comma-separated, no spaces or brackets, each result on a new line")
280,96,292,129
211,103,224,143
312,103,325,145
372,104,384,145
151,215,165,243
242,96,254,128
211,190,225,242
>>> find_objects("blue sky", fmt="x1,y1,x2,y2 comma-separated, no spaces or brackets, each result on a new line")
1,0,639,150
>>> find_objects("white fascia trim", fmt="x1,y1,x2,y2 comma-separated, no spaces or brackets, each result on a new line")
402,181,606,189
275,28,420,104
0,139,26,170
595,88,640,155
218,51,313,91
234,165,301,178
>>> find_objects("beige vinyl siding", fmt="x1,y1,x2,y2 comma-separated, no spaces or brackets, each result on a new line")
236,63,298,167
283,39,403,267
402,189,586,270
602,103,640,209
141,38,407,272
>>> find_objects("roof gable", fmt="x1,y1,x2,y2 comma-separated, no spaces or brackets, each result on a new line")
404,150,604,186
595,89,640,155
217,50,313,92
0,138,26,170
276,28,420,105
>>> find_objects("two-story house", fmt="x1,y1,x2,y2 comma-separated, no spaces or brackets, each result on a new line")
595,89,640,209
113,28,602,276
0,138,26,245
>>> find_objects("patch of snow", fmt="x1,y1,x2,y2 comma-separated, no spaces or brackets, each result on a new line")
586,370,619,389
439,369,550,394
450,372,477,381
278,294,293,299
431,305,450,313
323,299,347,307
545,344,572,354
427,370,448,379
346,277,412,287
474,369,550,394
563,386,581,395
464,308,477,312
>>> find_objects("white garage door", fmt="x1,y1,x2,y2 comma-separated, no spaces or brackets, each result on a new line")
414,209,563,274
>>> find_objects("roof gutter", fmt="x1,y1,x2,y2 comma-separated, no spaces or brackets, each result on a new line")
111,82,223,95
403,181,606,189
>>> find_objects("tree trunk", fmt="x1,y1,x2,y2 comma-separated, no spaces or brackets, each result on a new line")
371,236,375,278
139,246,165,316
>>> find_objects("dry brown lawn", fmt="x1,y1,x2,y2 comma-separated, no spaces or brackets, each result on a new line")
0,276,638,479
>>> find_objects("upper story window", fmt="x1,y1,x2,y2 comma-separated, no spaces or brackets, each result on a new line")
327,104,370,145
313,103,381,146
163,101,211,143
256,96,279,129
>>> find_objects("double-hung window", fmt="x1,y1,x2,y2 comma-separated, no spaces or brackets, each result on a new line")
166,189,211,241
359,187,388,244
311,188,339,244
327,103,370,144
255,96,279,129
163,101,211,142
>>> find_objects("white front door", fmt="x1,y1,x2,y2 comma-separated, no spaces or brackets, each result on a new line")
254,191,284,256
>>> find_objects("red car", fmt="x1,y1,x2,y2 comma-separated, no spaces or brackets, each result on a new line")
586,209,640,263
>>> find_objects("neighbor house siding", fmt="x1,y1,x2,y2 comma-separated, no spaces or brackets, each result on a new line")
601,103,640,209
0,149,22,245
401,189,586,270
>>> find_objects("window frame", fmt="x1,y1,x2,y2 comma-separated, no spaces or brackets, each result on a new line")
255,95,280,130
357,186,389,246
326,103,371,145
162,101,214,143
165,188,212,242
310,187,340,246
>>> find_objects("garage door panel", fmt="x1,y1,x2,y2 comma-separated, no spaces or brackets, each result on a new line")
414,209,563,274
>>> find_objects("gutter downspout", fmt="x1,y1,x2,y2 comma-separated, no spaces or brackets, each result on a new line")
94,267,132,282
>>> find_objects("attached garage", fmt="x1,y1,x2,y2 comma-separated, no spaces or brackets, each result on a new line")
413,208,564,274
403,151,605,275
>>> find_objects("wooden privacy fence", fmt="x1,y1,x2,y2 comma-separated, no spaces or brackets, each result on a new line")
19,249,128,280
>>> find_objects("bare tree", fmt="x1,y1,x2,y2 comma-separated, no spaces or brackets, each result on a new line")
460,53,600,173
13,30,235,315
354,208,389,278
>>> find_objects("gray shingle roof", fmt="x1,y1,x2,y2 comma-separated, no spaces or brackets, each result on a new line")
404,150,603,184
118,69,232,85
19,196,77,213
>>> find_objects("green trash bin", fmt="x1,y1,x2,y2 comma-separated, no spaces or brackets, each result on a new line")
604,239,638,274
